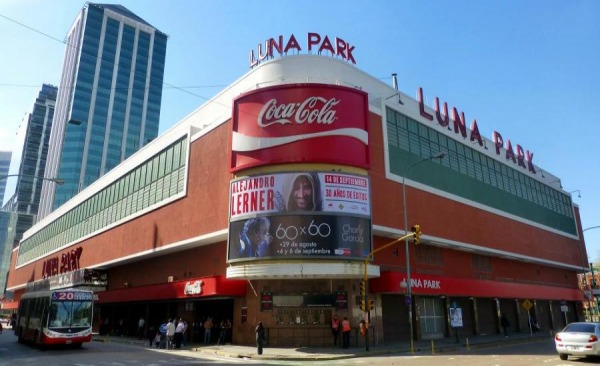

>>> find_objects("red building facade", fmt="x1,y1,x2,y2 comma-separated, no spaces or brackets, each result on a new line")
6,53,586,346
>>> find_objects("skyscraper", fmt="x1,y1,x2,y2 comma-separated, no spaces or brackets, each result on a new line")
0,151,10,206
3,84,58,215
0,84,56,295
39,3,168,218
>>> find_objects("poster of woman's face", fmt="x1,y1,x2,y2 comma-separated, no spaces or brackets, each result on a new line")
229,171,371,221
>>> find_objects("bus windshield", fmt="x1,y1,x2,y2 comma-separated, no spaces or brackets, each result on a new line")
48,292,93,328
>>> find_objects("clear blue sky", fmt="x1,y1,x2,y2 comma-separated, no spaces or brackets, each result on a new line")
1,1,599,262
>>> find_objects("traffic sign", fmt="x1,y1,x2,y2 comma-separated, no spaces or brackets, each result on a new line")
522,299,533,311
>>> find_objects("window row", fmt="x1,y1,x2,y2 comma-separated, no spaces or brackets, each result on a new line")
18,137,188,266
387,109,573,219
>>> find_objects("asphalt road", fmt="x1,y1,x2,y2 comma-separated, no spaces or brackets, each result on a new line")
0,331,595,366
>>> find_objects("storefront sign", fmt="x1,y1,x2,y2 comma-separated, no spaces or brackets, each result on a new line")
231,84,369,172
249,32,357,68
335,291,348,311
449,307,463,327
184,280,203,295
370,271,585,301
261,291,273,312
230,172,370,220
227,215,371,262
42,246,83,279
418,87,536,174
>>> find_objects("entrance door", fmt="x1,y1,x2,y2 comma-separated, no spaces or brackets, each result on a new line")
419,297,445,339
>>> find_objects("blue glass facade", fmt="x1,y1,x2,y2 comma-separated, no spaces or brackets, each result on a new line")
42,3,167,215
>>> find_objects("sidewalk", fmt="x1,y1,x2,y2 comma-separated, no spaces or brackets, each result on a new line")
96,330,552,361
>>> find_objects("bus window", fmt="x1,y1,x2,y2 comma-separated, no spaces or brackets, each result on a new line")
72,301,92,327
48,303,65,328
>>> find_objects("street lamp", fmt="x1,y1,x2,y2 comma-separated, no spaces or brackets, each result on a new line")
0,174,64,185
402,152,445,353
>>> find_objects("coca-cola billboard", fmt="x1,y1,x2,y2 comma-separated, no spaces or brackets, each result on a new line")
230,84,369,172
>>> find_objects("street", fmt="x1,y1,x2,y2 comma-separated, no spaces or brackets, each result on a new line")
0,331,595,366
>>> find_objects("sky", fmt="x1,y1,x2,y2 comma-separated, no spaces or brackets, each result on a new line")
1,1,599,261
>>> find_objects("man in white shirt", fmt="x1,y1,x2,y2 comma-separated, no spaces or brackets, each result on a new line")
166,319,175,349
137,316,145,339
174,318,185,348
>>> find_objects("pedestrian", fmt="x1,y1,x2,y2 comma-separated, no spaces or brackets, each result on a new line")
166,318,175,349
500,313,510,337
225,319,232,344
159,321,167,348
218,319,227,345
342,317,351,349
146,325,156,347
137,316,145,339
181,320,188,346
174,318,185,348
255,321,265,355
331,314,340,346
154,331,161,348
203,317,213,344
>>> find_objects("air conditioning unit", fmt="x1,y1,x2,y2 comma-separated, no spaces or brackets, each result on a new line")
167,276,174,282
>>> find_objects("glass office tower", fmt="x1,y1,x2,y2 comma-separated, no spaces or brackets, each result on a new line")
0,151,10,206
39,3,167,219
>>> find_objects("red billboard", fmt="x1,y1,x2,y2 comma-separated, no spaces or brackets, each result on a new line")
230,84,369,172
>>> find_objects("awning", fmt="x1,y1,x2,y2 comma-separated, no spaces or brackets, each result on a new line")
370,271,585,301
96,275,247,304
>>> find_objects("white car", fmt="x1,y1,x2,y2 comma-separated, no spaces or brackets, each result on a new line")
555,322,600,360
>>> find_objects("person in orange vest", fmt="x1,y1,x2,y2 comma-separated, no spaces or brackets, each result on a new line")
359,319,367,336
342,317,351,349
331,315,340,346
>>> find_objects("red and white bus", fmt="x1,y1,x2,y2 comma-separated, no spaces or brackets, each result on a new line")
15,288,93,347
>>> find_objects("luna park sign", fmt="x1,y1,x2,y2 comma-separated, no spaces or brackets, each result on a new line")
249,32,356,68
42,246,83,279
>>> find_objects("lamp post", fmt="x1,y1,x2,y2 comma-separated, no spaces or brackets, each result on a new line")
401,152,445,353
0,174,64,185
584,226,600,319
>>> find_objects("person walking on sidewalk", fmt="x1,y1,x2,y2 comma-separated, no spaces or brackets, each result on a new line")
500,313,510,337
341,317,351,349
331,315,340,346
255,321,265,355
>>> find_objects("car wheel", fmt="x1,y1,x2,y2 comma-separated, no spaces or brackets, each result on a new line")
559,354,568,360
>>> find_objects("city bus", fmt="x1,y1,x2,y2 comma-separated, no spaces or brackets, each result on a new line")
15,288,93,347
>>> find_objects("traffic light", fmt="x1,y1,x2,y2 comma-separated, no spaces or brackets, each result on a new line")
359,300,366,311
368,299,375,311
359,280,366,297
411,224,422,244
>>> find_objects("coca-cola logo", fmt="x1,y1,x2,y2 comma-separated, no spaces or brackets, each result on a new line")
184,280,203,295
257,97,340,127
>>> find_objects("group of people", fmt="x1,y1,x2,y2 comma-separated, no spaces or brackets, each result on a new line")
148,317,188,349
331,315,352,348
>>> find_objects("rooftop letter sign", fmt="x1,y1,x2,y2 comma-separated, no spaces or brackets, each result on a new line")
249,32,357,68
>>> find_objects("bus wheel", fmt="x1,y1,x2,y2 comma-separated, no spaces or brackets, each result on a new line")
17,328,24,344
72,342,82,349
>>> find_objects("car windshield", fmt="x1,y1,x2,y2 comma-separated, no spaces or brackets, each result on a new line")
564,323,597,333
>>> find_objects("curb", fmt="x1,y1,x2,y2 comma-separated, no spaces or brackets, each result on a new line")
98,333,551,361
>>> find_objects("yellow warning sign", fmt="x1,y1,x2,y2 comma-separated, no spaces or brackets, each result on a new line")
522,299,533,311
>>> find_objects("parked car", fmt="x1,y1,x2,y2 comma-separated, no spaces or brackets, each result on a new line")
555,322,600,360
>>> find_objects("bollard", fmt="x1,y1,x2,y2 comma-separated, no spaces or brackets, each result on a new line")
431,339,435,354
466,337,470,350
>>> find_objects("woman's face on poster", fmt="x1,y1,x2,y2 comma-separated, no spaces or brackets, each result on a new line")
292,176,313,210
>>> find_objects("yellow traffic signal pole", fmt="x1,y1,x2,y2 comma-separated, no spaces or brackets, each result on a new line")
363,230,419,352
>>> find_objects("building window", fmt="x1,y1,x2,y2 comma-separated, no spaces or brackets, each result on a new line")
17,136,189,266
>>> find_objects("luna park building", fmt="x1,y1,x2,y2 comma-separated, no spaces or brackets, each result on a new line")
5,33,586,347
